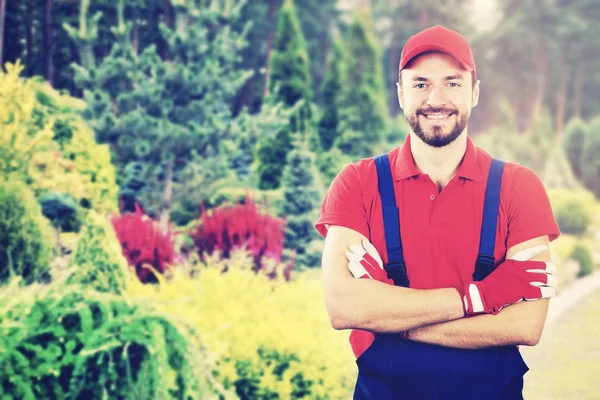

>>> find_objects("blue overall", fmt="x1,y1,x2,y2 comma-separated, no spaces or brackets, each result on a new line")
353,155,529,400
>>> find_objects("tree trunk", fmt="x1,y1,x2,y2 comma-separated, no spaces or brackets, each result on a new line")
418,6,429,30
388,19,402,115
525,36,547,134
78,0,94,69
163,0,172,28
0,0,6,66
572,60,583,120
131,20,139,55
26,0,33,69
554,42,569,139
159,159,173,233
43,0,53,85
263,0,278,97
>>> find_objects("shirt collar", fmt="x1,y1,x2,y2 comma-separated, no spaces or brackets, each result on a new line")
394,134,484,182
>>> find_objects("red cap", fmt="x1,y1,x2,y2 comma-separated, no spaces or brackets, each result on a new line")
399,25,476,77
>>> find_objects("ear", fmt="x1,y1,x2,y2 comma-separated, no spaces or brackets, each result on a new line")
396,81,404,110
472,79,480,108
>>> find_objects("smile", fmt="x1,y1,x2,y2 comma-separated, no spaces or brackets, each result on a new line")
421,113,453,120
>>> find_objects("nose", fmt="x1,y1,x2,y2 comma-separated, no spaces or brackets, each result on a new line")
427,87,447,107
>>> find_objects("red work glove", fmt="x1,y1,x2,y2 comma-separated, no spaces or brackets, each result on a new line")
345,239,394,284
345,239,395,358
463,245,558,316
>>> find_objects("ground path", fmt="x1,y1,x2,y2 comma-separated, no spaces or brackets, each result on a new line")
521,270,600,399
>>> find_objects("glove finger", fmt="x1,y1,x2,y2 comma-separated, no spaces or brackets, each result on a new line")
346,251,380,271
348,260,371,279
530,274,558,289
509,245,548,261
348,244,367,257
526,262,557,275
524,285,556,300
361,239,383,268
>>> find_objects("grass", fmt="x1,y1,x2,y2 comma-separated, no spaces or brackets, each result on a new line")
522,288,600,400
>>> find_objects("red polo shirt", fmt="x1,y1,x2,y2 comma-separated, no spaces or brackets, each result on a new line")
314,135,561,291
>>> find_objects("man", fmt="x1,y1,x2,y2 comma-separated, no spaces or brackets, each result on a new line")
314,25,561,399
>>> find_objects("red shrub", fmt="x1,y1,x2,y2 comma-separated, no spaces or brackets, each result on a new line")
189,195,294,280
111,204,175,283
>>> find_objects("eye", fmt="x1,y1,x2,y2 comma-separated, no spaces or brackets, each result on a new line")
413,83,427,89
448,82,461,88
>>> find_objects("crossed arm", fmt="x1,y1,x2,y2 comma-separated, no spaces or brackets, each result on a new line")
321,225,551,349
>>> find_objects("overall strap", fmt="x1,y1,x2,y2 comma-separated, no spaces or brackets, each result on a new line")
374,154,409,287
473,158,506,281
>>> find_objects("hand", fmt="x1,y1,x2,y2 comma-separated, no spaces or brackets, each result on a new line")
463,245,558,316
345,239,394,284
345,239,395,358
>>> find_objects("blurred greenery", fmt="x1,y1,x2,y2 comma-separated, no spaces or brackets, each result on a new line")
1,0,600,398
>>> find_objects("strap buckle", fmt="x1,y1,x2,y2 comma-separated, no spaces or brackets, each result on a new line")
385,260,409,287
472,254,495,281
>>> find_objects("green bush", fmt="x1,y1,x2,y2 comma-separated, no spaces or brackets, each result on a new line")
571,244,595,277
563,118,588,179
67,210,130,294
0,179,53,284
0,281,217,399
547,188,595,235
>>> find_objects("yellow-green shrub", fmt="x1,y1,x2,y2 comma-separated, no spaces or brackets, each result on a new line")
0,179,54,284
127,251,357,399
0,279,218,400
0,61,119,219
67,211,130,294
547,188,596,235
571,244,595,277
27,83,119,214
0,61,55,180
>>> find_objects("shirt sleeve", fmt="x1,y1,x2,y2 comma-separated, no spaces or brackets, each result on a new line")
506,166,561,249
314,163,370,239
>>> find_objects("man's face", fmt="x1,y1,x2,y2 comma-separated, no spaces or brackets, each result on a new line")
397,52,479,148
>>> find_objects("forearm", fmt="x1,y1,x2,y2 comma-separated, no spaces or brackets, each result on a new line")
326,277,465,333
408,299,550,349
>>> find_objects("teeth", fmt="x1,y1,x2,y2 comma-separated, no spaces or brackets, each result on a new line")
425,114,450,119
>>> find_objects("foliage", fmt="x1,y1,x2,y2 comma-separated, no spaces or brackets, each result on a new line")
27,79,119,214
0,279,217,399
0,179,53,285
563,118,588,179
281,137,322,267
581,116,600,198
571,244,595,277
316,147,353,190
67,211,130,294
126,257,357,399
111,205,175,283
256,0,316,190
188,196,292,279
0,61,55,181
547,188,595,235
335,8,388,158
317,36,345,152
72,0,251,223
0,61,119,219
39,191,79,237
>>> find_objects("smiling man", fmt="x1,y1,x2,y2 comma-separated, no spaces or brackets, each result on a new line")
315,25,560,399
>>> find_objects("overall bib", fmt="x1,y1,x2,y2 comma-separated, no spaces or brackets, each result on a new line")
353,155,529,400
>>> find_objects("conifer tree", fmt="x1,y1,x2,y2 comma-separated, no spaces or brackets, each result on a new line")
335,8,388,158
256,0,315,190
318,36,345,152
71,0,250,226
281,134,321,267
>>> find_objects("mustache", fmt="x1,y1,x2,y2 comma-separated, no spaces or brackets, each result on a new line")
417,108,457,115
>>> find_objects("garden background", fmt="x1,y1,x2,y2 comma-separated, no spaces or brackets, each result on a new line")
1,0,599,398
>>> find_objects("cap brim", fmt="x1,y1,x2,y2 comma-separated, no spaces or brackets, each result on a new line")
400,43,473,73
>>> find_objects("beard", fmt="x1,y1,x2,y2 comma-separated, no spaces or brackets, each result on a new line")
406,107,470,148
